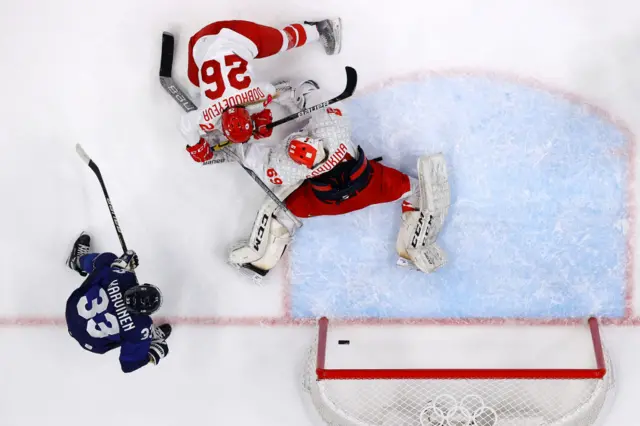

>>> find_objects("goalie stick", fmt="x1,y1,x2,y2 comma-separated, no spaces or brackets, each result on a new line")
266,66,357,129
158,31,304,228
75,144,129,253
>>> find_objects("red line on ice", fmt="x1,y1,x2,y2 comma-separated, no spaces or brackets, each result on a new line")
1,315,640,327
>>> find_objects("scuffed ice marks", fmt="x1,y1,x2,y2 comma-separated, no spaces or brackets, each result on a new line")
290,75,631,319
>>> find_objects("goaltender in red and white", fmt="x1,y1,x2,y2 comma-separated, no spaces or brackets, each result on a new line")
227,102,451,280
178,19,451,279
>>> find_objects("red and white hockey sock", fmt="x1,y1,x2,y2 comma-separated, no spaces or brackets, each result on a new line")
279,23,320,52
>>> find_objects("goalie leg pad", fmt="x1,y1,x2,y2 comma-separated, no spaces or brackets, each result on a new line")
396,211,447,273
418,153,450,213
248,218,291,271
397,243,447,274
227,182,301,281
397,210,446,261
408,243,447,273
413,153,451,247
395,154,451,274
228,217,292,273
228,213,273,265
230,183,302,265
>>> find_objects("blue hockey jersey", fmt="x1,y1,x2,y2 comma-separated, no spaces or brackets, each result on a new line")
65,252,153,373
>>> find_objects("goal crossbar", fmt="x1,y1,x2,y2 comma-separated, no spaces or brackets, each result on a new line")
315,317,607,381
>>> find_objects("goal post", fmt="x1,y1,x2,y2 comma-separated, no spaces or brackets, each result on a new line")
303,317,614,426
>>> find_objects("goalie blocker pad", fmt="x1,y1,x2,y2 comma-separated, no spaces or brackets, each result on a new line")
396,154,450,273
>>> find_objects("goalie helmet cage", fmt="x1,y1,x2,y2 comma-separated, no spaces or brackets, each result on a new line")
303,317,614,426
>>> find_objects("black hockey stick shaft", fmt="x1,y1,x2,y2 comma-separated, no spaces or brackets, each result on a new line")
158,32,302,228
265,66,357,129
75,144,129,252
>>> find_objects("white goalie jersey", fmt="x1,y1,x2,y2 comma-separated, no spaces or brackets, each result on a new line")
243,106,357,188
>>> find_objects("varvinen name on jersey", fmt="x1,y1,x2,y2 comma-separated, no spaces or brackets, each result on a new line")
107,280,136,332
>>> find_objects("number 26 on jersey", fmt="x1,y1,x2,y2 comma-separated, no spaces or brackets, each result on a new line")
201,55,251,100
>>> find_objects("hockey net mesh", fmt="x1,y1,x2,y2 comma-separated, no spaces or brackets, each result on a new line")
302,321,614,426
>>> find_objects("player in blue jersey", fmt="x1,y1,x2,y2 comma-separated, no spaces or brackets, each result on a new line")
65,233,171,373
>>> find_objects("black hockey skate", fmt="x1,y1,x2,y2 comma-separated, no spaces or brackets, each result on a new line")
67,233,91,277
305,18,342,55
151,324,172,341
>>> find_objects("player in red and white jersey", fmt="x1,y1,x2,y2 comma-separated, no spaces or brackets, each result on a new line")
225,103,452,281
179,19,342,164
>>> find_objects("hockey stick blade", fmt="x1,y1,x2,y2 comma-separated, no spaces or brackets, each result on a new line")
266,66,358,130
160,76,198,112
159,32,198,112
159,32,175,78
337,66,358,100
76,143,101,178
75,143,91,165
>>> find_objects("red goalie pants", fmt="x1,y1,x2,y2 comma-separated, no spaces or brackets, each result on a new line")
285,162,411,218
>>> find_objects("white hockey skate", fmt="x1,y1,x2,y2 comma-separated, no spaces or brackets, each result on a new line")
306,18,342,55
273,80,320,111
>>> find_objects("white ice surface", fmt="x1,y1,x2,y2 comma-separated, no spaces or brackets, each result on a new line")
1,0,640,424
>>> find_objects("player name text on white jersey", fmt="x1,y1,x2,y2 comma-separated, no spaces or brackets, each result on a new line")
202,86,268,122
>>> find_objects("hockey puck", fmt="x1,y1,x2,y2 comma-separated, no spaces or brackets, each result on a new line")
338,340,350,345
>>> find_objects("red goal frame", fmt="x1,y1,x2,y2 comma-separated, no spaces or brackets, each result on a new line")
315,317,607,381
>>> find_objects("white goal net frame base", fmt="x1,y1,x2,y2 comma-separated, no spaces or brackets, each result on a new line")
303,317,614,426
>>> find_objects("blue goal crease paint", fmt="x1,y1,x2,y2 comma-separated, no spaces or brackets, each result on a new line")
288,74,631,321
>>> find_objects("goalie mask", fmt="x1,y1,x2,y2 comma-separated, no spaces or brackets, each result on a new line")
288,136,326,168
124,283,163,315
221,106,253,144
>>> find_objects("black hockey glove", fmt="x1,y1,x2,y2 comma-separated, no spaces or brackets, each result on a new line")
148,340,169,365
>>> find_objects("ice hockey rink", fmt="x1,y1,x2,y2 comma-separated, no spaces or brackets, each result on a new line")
2,0,640,424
